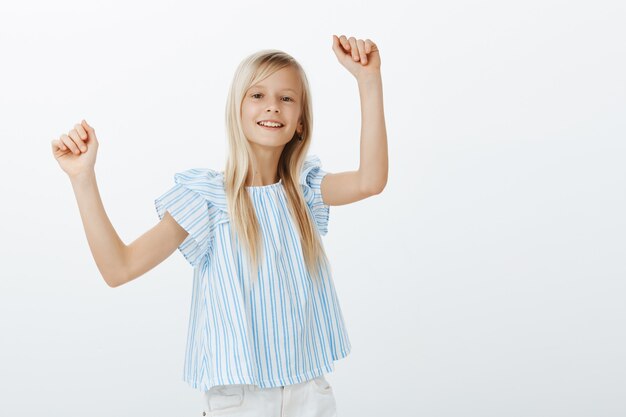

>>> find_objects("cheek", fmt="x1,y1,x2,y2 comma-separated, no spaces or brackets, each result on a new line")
242,104,260,121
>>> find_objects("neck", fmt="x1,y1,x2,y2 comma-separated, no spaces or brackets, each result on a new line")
245,147,283,186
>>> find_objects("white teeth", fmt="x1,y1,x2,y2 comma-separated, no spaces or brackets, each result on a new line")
258,121,283,127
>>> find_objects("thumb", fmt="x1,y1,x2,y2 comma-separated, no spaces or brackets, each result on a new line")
81,119,98,142
81,119,95,136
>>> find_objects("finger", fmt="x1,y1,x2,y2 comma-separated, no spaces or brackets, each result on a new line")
61,134,80,155
82,119,95,138
69,130,87,152
51,139,65,153
365,39,372,54
74,123,88,140
332,35,346,58
339,35,350,52
67,129,85,153
52,138,67,151
366,39,378,53
348,37,359,61
357,39,367,64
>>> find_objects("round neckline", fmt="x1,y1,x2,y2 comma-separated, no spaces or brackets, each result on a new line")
245,178,283,190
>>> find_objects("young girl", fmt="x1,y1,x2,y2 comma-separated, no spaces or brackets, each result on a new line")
51,34,387,417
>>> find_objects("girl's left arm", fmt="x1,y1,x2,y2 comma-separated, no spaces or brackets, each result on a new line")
321,35,388,206
356,71,388,194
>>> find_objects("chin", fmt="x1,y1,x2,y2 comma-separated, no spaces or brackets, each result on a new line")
248,138,290,148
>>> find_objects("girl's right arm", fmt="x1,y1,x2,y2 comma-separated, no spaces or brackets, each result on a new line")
52,120,189,288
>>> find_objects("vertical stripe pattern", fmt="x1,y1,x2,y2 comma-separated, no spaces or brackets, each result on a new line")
154,154,351,392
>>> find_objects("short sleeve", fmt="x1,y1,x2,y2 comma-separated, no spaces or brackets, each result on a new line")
154,168,223,268
300,154,330,236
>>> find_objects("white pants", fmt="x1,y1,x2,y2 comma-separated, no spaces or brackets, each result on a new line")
200,374,338,417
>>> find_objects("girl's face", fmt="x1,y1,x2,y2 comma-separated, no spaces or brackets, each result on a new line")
241,66,303,151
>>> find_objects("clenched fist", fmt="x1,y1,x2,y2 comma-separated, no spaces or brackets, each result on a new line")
51,120,99,178
332,35,381,80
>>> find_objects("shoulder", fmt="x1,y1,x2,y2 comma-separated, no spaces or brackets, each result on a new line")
300,154,327,187
174,167,223,184
172,167,228,212
298,154,330,235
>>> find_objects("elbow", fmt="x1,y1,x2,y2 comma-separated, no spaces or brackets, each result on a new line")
102,248,130,288
104,275,119,288
361,172,387,195
103,271,128,288
374,182,387,195
365,179,387,196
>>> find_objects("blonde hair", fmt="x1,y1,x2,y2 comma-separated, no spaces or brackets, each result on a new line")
223,49,330,286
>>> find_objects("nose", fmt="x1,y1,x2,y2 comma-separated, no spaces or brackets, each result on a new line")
266,105,279,113
265,98,281,112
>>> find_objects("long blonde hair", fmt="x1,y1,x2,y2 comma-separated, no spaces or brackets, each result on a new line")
223,49,330,286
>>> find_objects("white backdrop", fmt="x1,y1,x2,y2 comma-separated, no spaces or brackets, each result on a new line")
1,0,625,416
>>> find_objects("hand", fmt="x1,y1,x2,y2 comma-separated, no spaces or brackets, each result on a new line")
332,35,381,79
51,119,99,178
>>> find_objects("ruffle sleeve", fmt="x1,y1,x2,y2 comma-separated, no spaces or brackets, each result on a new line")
154,168,229,268
300,154,330,236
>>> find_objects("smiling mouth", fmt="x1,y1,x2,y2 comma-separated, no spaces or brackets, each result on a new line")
257,122,284,130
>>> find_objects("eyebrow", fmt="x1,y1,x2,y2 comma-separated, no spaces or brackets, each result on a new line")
251,85,299,94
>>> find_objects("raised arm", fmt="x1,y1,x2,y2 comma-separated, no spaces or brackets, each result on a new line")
70,173,188,287
321,35,388,207
52,121,188,288
121,211,188,286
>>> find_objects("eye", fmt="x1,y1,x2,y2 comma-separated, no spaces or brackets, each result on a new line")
250,93,294,102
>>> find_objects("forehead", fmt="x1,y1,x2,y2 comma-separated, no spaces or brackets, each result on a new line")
249,67,301,93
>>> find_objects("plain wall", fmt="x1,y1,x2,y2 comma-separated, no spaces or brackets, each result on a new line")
1,0,624,416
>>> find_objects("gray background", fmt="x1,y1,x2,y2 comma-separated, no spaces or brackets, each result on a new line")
1,0,624,416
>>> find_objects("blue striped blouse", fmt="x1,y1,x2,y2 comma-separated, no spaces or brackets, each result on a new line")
154,154,352,391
